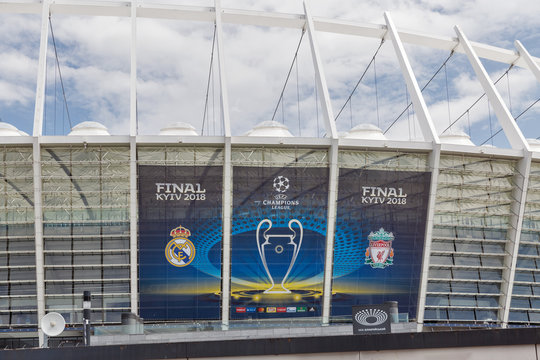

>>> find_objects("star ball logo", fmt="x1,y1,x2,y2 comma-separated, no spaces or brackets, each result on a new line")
165,225,196,267
273,176,290,193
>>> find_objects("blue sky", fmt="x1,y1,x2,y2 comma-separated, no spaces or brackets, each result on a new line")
0,0,539,148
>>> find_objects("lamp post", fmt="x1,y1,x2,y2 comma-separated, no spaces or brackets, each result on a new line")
83,291,91,346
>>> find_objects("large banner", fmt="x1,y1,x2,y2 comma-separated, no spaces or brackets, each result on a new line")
231,167,328,319
331,169,430,319
138,165,222,320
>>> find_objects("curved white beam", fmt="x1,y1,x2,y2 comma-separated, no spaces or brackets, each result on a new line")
515,40,540,84
385,12,439,143
2,1,538,69
455,26,529,151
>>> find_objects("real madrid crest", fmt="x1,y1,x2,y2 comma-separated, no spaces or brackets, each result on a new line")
364,228,394,269
165,225,196,267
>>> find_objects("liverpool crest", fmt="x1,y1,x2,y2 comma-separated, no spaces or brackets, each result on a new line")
364,228,394,269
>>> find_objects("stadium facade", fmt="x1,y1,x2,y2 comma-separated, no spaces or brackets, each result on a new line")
2,0,540,348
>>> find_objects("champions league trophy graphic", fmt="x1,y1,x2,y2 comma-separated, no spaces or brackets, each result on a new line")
256,219,303,294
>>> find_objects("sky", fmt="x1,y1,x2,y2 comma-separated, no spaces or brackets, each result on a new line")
1,0,540,148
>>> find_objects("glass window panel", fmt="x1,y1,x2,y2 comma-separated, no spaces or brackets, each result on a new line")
104,296,130,308
478,283,500,294
73,255,101,265
73,283,102,293
511,298,530,309
484,229,507,240
475,310,497,321
103,238,129,249
508,311,529,322
533,286,540,296
105,310,123,322
452,269,479,280
104,268,129,279
513,285,532,295
448,309,475,320
424,309,448,320
9,297,36,310
45,255,71,265
454,256,480,266
46,282,72,294
530,299,540,308
45,269,71,280
44,240,71,251
74,269,101,279
8,254,36,266
451,282,478,293
455,243,482,253
519,244,538,256
449,296,476,306
10,283,37,295
6,240,34,251
11,312,37,325
432,227,455,238
427,282,451,292
520,232,539,242
528,312,540,323
10,269,36,281
482,243,505,254
73,239,101,251
103,282,130,293
425,295,449,306
481,256,504,267
516,258,536,269
103,254,129,265
476,296,498,307
431,241,454,251
430,255,453,265
514,271,535,282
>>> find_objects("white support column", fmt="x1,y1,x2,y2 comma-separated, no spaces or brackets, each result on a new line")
32,137,45,347
304,0,339,324
33,0,50,136
128,0,139,315
129,137,138,314
415,143,441,331
321,138,338,324
385,12,441,331
515,40,540,84
33,0,49,347
500,152,532,327
215,0,232,328
384,12,439,143
454,26,529,151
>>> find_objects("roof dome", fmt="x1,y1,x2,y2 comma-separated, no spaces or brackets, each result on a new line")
68,121,110,136
343,124,387,140
0,122,27,136
439,130,474,146
246,121,293,137
527,138,540,151
159,122,198,136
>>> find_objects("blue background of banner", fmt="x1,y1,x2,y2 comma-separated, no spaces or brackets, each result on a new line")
231,166,328,319
138,165,222,320
331,169,431,319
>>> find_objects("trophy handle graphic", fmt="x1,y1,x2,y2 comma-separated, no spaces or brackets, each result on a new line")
256,219,274,292
280,219,303,292
256,218,303,294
